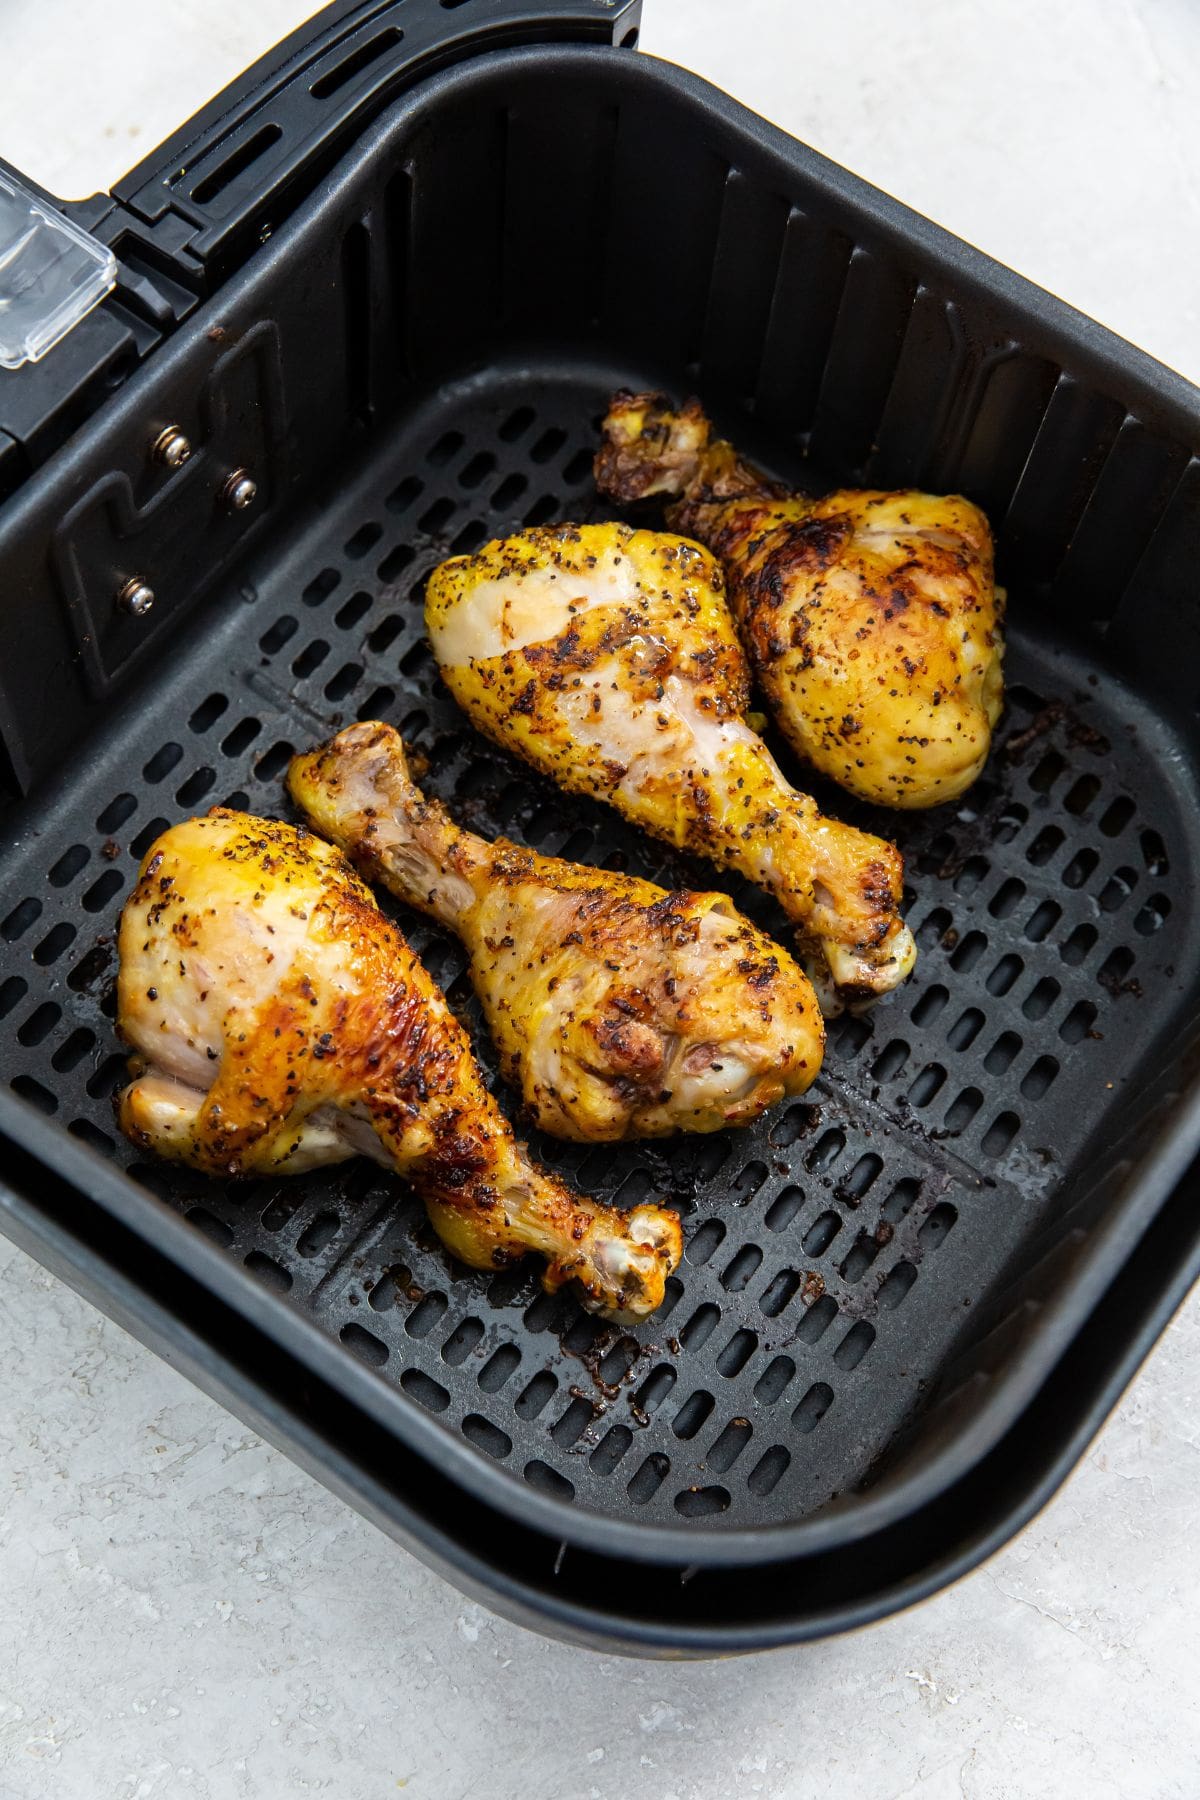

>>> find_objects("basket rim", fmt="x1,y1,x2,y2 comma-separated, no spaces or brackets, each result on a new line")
3,40,1200,1584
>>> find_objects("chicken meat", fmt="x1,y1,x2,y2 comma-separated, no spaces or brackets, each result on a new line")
116,809,681,1319
289,721,824,1142
596,390,1004,809
424,523,916,1001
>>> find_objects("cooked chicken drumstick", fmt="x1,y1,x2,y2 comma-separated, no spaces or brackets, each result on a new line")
116,810,681,1319
596,391,1004,809
425,523,916,1000
289,721,824,1141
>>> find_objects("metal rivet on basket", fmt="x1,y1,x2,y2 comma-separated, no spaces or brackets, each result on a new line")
221,469,258,512
117,578,155,618
151,426,192,469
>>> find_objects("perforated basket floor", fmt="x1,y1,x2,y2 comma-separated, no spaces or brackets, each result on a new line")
2,362,1194,1529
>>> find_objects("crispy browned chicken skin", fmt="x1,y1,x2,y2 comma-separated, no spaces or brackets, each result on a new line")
596,391,1004,809
290,721,824,1141
424,523,916,1002
116,810,681,1319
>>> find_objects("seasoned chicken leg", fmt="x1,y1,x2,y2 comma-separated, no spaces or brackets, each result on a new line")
596,391,1004,809
425,524,916,1000
289,721,824,1141
116,810,681,1319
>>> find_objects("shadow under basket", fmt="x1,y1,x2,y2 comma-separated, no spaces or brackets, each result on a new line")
2,21,1200,1654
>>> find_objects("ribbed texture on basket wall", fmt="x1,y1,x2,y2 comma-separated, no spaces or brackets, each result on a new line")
2,49,1199,1537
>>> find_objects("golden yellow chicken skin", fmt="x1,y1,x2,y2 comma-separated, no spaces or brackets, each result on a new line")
424,523,915,1001
116,810,681,1320
290,721,824,1141
596,391,1004,809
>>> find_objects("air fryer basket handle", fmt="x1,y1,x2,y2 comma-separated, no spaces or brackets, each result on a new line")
107,0,644,282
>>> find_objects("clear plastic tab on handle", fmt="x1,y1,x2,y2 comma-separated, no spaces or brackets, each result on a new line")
0,169,116,370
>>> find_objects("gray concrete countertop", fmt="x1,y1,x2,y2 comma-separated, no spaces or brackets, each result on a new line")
2,4,1198,1796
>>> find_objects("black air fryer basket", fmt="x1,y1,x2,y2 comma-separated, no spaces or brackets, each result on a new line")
3,0,1200,1655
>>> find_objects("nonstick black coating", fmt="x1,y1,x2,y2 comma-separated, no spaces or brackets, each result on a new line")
3,43,1200,1648
2,360,1194,1531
